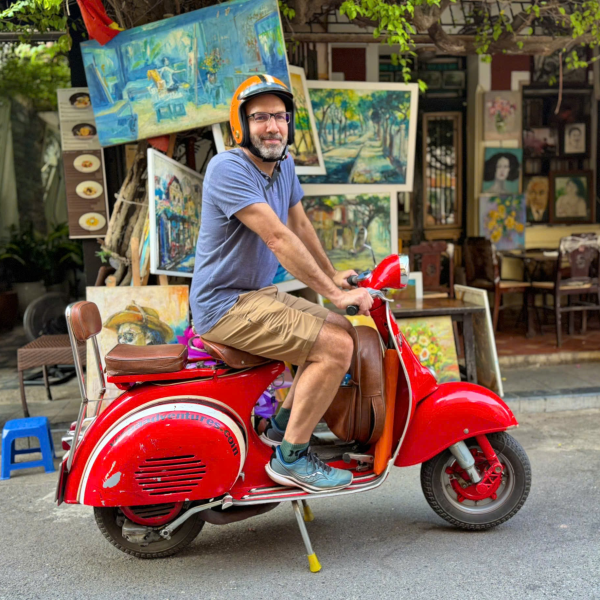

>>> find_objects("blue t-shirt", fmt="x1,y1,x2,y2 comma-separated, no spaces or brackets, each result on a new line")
190,149,304,335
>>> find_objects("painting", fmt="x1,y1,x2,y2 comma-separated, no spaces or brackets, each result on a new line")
482,148,522,194
387,272,423,308
563,122,588,156
81,0,289,146
398,316,460,383
484,92,521,141
148,149,203,277
479,194,526,250
524,176,550,223
454,285,503,397
442,71,465,89
299,80,419,192
550,171,594,224
211,66,326,175
523,128,558,157
85,285,189,397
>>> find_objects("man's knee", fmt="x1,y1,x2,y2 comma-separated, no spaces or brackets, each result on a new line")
326,311,353,333
315,323,353,371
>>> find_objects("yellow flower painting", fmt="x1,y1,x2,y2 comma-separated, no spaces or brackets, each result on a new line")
479,194,526,250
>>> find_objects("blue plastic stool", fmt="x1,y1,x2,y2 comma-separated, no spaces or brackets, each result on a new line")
1,416,56,480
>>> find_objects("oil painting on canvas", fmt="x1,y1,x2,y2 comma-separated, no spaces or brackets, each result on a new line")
479,194,526,250
299,81,419,192
81,0,289,146
484,92,521,141
398,316,460,383
148,149,202,277
85,286,189,397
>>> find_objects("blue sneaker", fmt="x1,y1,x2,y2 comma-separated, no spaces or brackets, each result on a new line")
265,446,353,493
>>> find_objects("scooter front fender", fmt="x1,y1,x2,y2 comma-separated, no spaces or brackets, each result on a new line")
394,382,518,467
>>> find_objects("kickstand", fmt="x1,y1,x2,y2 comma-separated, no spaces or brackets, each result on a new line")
292,500,321,573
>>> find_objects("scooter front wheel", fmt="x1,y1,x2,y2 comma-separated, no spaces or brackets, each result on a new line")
420,432,531,531
94,507,205,559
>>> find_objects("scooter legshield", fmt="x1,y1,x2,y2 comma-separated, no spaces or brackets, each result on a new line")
394,382,518,467
79,402,246,506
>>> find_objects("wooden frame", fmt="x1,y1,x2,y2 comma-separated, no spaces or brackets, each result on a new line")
422,111,463,232
560,120,590,158
549,170,595,224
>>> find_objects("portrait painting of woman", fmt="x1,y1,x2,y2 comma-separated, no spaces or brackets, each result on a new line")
482,148,522,194
550,172,593,223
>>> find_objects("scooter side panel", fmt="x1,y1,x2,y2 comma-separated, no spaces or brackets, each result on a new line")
394,382,519,467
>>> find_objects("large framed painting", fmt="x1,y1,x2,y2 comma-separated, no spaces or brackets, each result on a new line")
211,66,325,175
398,316,461,383
484,91,521,141
479,194,526,250
148,149,202,277
85,285,189,397
454,285,504,397
81,0,289,146
549,171,594,224
299,81,419,192
482,148,522,194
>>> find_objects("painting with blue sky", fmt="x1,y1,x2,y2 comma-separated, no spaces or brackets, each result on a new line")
81,0,289,146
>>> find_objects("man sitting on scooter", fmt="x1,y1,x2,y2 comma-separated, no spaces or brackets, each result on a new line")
190,74,372,494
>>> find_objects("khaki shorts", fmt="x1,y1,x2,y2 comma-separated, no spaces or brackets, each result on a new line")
202,286,329,366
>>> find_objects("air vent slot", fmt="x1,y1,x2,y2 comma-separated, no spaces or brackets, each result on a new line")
135,455,206,496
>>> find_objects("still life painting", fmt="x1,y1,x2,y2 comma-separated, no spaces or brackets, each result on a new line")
484,92,521,141
479,194,526,250
398,316,460,383
81,0,289,146
85,286,189,397
299,81,419,192
148,149,203,277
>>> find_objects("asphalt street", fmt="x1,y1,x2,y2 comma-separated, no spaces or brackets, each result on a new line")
0,409,598,600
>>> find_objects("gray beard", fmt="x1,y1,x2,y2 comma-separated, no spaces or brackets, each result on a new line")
250,133,285,161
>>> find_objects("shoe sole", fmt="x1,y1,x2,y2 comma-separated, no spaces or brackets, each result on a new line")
259,432,283,448
265,463,352,494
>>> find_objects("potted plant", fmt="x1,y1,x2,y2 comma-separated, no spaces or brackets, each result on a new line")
44,223,83,295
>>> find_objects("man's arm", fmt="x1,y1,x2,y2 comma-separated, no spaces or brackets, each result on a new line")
235,203,372,314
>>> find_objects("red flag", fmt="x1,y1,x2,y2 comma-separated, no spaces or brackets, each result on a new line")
77,0,124,46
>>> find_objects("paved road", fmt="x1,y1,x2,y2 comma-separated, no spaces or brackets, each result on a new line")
1,409,598,600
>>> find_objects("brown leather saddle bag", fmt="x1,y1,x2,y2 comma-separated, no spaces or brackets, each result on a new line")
323,325,386,445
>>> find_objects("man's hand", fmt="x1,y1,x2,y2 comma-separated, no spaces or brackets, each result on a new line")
333,269,358,290
332,288,373,317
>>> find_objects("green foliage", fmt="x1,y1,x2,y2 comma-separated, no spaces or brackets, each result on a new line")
0,0,67,37
0,43,70,110
278,1,295,21
0,223,82,285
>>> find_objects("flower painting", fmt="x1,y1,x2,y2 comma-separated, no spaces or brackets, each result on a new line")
479,194,526,250
398,316,460,383
484,92,521,141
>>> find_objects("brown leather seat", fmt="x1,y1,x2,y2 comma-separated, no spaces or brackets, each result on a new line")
201,339,271,370
105,343,188,377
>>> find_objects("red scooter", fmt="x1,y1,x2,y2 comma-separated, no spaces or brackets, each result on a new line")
56,255,531,571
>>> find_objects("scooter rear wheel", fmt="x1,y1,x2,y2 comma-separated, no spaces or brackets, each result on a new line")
94,507,205,559
420,432,531,530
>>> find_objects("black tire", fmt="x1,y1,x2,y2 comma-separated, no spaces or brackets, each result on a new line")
94,507,205,559
420,432,531,531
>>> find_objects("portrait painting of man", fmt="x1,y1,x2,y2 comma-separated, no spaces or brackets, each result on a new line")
524,176,549,223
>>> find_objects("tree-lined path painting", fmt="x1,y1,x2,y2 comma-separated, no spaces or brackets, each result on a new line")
299,83,418,190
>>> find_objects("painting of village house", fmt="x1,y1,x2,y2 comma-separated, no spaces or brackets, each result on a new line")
85,286,189,398
299,81,419,192
81,0,289,146
148,149,202,277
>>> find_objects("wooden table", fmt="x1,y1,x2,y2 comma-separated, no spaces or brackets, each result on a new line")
392,298,486,384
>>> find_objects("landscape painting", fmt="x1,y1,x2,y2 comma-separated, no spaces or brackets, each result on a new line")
148,149,203,277
81,0,289,146
299,81,419,192
85,285,189,397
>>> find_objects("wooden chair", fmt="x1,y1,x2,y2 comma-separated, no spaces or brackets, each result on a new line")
463,237,531,332
408,241,455,298
529,233,600,347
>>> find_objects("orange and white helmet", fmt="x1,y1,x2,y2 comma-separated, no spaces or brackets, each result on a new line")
229,74,295,148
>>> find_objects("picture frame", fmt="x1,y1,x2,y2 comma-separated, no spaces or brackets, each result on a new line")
148,148,203,278
482,148,523,195
484,91,521,141
299,80,419,193
418,70,442,90
549,171,594,224
523,175,550,224
523,127,558,158
479,194,526,251
561,122,589,158
442,70,465,89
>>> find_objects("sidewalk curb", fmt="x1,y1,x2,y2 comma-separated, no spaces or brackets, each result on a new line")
503,388,600,413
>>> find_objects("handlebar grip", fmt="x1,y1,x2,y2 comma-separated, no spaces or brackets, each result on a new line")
346,305,359,316
347,275,359,287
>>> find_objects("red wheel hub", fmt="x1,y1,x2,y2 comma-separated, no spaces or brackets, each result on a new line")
120,502,184,526
445,449,504,503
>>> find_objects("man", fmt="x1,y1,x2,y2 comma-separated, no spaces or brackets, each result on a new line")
565,125,584,154
191,75,372,493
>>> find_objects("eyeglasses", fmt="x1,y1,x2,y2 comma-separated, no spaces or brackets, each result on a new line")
247,112,291,125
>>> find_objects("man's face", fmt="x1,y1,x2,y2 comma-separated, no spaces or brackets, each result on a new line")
245,94,288,161
117,322,148,345
527,180,548,211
